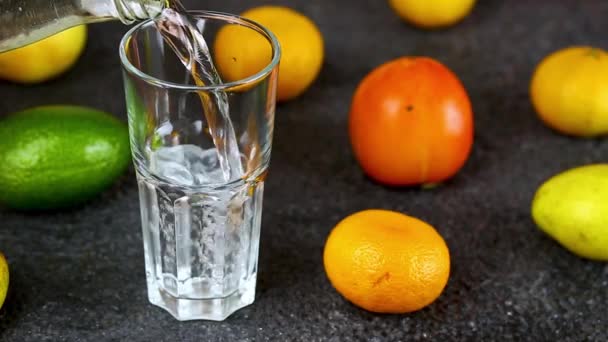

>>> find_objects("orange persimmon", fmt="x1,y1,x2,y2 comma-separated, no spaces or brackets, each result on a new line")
349,57,473,186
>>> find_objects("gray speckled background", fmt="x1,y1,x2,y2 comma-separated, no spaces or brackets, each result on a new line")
1,0,608,341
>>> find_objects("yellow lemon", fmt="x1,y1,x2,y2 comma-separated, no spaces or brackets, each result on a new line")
530,46,608,137
215,6,324,101
389,0,476,29
0,25,87,84
0,253,8,309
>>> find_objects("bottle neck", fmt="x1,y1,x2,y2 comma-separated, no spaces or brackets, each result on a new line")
82,0,167,23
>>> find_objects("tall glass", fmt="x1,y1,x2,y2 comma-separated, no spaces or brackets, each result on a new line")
119,11,280,321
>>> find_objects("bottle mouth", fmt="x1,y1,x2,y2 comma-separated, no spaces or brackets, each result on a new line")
114,0,165,23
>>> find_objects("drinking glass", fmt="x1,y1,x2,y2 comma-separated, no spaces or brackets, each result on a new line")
119,10,280,321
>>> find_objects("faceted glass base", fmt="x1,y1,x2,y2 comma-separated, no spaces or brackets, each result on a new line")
147,276,256,321
137,173,264,321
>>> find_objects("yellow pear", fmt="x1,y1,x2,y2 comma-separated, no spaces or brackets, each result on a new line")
532,164,608,261
0,253,8,309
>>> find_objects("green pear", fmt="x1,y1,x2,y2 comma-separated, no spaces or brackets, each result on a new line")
532,164,608,261
0,253,8,309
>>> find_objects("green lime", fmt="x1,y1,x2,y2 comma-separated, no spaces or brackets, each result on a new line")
0,105,131,210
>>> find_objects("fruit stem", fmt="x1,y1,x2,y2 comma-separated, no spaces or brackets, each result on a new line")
586,48,603,60
422,182,441,190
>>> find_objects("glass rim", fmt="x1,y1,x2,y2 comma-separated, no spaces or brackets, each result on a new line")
119,10,281,91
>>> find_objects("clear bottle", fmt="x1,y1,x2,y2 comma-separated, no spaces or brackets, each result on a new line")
0,0,167,52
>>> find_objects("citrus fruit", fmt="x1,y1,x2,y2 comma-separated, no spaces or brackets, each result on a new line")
214,6,324,101
388,0,476,29
0,105,131,210
323,210,450,313
349,57,473,186
0,25,87,84
530,46,608,137
0,253,8,309
532,164,608,261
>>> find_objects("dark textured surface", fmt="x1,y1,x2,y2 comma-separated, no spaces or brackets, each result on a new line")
1,0,608,341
